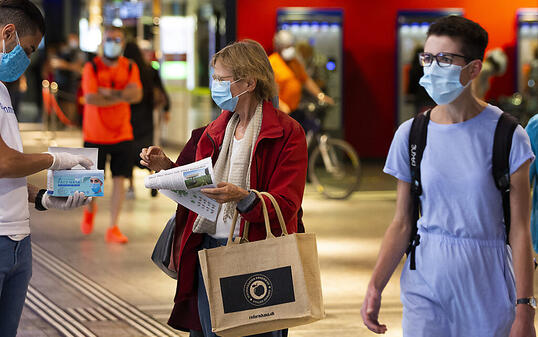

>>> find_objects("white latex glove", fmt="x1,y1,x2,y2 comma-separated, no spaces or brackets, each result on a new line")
46,152,93,170
42,191,92,210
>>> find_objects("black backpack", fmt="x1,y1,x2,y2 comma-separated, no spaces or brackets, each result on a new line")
407,109,519,270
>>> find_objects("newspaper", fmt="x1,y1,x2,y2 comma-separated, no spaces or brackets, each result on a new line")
145,157,219,221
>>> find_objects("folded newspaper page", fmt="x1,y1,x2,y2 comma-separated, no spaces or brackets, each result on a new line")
145,157,219,221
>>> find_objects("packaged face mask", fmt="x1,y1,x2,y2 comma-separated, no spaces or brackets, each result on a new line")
46,147,104,197
49,170,105,197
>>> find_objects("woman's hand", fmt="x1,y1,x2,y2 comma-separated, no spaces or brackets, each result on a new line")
360,285,387,334
509,306,536,337
140,146,174,172
201,182,249,204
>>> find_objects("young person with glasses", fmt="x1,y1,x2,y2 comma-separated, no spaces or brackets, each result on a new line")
361,16,535,337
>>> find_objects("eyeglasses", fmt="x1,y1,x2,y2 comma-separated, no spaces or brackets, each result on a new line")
212,75,236,82
418,52,473,67
212,76,243,85
105,37,122,43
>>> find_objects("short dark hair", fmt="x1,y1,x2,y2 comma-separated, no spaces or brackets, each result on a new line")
0,0,45,37
427,16,488,61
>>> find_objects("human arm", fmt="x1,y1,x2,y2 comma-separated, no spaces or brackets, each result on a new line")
85,83,142,106
0,135,53,178
304,77,334,105
29,183,91,210
0,134,92,178
82,60,142,107
27,183,39,203
508,160,536,337
201,183,249,203
123,63,143,104
139,146,175,172
360,179,413,334
84,91,123,107
81,61,120,107
50,57,83,73
119,83,142,104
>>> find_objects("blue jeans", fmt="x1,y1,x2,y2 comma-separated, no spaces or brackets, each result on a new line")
0,236,32,337
191,235,288,337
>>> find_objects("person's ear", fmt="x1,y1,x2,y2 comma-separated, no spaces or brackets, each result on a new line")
1,24,15,42
467,59,483,80
246,78,257,93
461,59,483,85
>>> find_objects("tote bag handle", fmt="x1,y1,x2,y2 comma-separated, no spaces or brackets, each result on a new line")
226,190,288,246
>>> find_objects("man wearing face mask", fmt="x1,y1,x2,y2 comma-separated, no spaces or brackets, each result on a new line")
80,26,143,244
0,1,94,336
268,30,334,119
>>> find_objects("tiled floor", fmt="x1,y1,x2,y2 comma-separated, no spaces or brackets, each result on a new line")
14,129,538,336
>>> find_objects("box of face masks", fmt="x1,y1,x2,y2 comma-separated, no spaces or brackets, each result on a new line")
50,170,105,197
46,147,104,197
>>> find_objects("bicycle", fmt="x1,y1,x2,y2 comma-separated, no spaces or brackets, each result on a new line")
296,98,361,199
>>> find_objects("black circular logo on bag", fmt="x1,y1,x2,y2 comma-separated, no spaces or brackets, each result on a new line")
244,274,273,306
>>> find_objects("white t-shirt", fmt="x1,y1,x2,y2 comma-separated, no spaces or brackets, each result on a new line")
0,82,30,237
211,136,244,240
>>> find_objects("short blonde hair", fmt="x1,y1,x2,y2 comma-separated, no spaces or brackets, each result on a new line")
211,39,277,102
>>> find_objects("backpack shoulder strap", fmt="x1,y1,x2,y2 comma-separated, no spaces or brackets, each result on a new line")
492,112,518,244
90,58,98,76
407,109,430,270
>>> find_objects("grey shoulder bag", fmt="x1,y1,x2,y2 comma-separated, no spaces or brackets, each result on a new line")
151,214,178,279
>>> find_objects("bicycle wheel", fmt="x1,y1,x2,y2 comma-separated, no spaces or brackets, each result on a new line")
309,138,361,199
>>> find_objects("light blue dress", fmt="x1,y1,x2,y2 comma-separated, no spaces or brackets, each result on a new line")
384,105,534,337
525,113,538,253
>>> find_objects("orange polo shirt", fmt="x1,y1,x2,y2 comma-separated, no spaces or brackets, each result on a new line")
268,52,308,112
82,56,142,144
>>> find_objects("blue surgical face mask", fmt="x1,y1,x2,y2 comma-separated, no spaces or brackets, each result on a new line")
0,31,31,83
90,182,101,193
419,62,471,105
211,79,248,111
103,41,123,59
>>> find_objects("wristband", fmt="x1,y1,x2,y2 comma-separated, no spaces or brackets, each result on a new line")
236,190,259,214
35,189,48,211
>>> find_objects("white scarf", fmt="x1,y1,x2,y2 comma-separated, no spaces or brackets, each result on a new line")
192,102,263,234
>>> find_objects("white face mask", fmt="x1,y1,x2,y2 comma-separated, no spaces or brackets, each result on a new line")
103,41,123,59
281,46,295,61
419,62,471,105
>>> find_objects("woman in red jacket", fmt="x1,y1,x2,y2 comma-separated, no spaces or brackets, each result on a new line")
140,39,307,336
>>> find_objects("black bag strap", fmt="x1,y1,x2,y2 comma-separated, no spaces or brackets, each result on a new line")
407,109,431,270
492,112,518,244
90,58,98,75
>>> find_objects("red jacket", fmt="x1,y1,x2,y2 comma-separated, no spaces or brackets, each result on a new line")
167,101,308,331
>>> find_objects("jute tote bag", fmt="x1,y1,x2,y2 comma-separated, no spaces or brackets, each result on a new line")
198,190,324,336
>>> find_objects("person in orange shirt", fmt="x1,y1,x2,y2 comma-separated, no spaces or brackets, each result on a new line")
268,30,334,124
80,26,143,243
